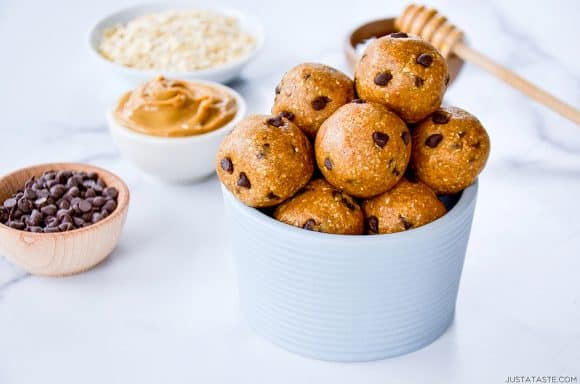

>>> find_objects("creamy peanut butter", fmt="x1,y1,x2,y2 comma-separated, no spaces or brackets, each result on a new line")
115,76,237,137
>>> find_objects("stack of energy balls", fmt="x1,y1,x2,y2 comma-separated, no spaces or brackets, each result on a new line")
216,33,490,235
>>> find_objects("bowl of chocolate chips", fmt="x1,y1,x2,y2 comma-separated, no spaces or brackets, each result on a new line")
0,163,129,276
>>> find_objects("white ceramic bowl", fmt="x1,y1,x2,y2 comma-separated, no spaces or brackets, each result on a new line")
107,80,246,183
88,3,264,85
222,181,478,362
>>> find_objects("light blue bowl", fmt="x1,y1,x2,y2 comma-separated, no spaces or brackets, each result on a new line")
222,181,478,362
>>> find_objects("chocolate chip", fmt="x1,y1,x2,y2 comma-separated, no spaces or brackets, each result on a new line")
267,116,285,127
431,111,450,124
50,184,66,198
279,111,295,121
45,216,58,227
103,200,117,213
0,208,8,223
34,197,48,207
257,143,271,159
303,73,311,80
324,158,333,170
40,204,57,216
471,141,482,149
79,200,92,213
389,32,408,38
37,189,50,199
91,212,103,224
311,96,331,111
29,210,43,226
303,219,316,230
366,216,379,233
374,71,392,86
275,84,281,95
56,170,71,183
415,76,424,87
65,186,80,199
351,98,365,104
103,187,118,199
425,134,443,148
92,196,105,207
18,198,33,213
58,200,70,210
266,192,279,200
445,74,450,86
401,131,410,145
24,189,36,200
60,214,73,225
392,168,401,176
220,157,234,174
66,176,81,188
73,217,85,227
3,198,17,209
416,53,433,67
237,172,251,188
372,131,389,148
8,221,25,230
58,222,74,232
400,216,413,230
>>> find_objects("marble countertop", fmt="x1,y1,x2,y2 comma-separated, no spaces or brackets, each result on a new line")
1,0,579,382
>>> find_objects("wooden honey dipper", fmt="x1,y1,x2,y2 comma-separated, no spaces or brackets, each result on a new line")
395,4,580,125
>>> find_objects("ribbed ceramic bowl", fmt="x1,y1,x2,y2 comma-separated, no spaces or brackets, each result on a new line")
222,181,478,362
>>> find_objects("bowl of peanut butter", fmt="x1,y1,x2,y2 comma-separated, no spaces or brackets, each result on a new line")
107,76,246,183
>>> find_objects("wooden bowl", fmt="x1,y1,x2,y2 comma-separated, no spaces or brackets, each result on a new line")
344,17,464,85
0,163,130,276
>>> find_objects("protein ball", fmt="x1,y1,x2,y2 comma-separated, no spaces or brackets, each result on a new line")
273,179,364,235
272,63,355,138
216,114,314,207
411,106,490,194
362,177,446,234
354,33,448,123
315,102,411,198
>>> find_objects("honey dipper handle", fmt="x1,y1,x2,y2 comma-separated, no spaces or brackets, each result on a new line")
453,42,580,124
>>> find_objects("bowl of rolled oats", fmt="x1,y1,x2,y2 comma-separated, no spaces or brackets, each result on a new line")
88,3,264,84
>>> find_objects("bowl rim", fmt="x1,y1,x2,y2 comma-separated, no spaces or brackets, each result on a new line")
0,163,130,238
87,2,265,78
106,79,247,144
221,180,478,245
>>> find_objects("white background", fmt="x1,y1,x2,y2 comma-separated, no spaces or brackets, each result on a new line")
0,0,579,383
